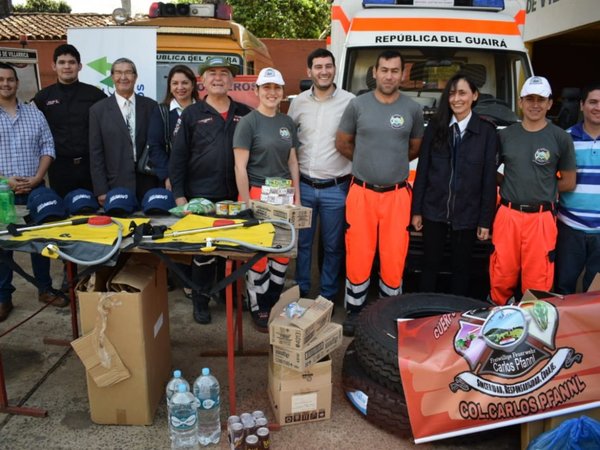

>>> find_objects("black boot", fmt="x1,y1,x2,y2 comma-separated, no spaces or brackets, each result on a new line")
192,293,211,324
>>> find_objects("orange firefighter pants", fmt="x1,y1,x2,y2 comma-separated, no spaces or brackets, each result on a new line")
345,182,411,309
489,205,557,305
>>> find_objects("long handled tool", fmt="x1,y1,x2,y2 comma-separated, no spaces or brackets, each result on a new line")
0,217,90,236
141,217,297,254
142,218,262,240
0,216,125,266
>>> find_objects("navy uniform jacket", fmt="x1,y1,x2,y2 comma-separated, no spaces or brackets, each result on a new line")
169,98,252,201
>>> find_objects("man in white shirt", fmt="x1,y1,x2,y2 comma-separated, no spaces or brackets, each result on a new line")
288,48,354,304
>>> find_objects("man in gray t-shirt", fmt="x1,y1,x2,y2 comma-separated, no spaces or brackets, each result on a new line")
336,49,424,336
490,76,576,305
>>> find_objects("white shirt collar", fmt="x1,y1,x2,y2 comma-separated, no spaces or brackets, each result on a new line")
309,84,338,101
169,98,195,114
449,111,472,135
115,92,135,109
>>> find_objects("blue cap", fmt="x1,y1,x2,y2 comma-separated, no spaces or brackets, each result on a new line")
141,188,176,215
104,187,138,217
64,188,99,215
27,187,68,224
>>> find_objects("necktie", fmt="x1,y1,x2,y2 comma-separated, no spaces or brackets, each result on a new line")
451,123,461,179
124,100,136,159
453,122,461,150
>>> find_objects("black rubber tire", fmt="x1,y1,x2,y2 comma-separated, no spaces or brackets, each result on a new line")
341,342,411,437
342,342,519,445
354,293,490,393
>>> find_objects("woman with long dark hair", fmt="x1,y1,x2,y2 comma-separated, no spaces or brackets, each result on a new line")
411,72,498,296
148,65,199,190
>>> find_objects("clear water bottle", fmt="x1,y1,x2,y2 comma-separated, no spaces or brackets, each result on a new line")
169,384,199,449
193,367,221,446
167,370,190,406
0,179,16,225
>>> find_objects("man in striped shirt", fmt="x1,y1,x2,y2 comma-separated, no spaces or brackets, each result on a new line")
555,83,600,294
0,62,61,322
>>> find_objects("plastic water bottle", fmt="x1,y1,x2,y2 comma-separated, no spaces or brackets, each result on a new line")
169,384,199,449
193,367,221,446
166,370,190,406
0,178,16,225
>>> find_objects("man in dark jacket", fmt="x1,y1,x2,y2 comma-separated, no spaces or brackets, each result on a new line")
89,58,158,204
33,44,106,197
169,56,251,324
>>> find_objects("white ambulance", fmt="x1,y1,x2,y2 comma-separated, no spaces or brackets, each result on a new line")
330,0,532,126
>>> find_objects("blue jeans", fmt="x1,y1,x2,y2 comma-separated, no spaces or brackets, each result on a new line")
554,220,600,294
0,192,53,304
295,178,349,299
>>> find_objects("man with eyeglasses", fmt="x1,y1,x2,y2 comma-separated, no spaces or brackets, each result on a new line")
89,57,158,204
489,76,576,305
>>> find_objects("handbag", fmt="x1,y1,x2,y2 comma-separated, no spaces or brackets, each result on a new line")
137,104,171,175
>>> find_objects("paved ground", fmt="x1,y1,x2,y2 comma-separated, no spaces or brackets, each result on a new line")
0,252,522,449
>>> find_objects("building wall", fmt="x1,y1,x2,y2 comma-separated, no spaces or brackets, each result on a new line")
261,38,326,97
1,40,63,90
2,38,328,102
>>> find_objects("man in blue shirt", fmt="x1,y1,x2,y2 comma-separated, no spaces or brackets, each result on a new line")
555,83,600,294
0,62,63,322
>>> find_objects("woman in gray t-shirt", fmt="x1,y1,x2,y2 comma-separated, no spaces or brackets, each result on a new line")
232,67,300,331
233,69,300,206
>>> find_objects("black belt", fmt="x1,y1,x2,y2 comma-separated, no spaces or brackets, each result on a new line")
300,174,351,189
57,156,85,165
500,198,554,213
353,177,407,193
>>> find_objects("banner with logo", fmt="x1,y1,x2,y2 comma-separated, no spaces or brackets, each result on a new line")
398,291,600,443
67,27,157,99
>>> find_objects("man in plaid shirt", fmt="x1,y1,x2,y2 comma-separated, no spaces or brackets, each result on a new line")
0,62,64,322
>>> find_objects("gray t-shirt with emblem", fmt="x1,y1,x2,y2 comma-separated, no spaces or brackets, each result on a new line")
233,110,299,186
498,122,575,204
338,91,424,185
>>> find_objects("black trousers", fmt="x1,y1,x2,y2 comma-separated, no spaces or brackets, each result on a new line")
419,219,477,296
48,156,93,197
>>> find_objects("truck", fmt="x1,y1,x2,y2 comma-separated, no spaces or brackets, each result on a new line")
329,0,534,297
69,1,272,105
126,1,272,102
330,0,531,127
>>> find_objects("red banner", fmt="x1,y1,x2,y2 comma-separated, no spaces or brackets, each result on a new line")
397,291,600,443
197,75,259,108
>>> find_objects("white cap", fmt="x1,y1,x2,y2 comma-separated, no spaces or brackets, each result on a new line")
520,76,552,98
256,67,285,86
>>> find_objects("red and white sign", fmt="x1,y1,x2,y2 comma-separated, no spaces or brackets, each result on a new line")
398,292,600,443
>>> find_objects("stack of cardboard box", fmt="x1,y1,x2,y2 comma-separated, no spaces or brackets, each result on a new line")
267,287,343,426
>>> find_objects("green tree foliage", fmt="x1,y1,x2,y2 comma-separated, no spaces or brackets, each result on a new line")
13,0,71,13
176,0,330,38
229,0,330,38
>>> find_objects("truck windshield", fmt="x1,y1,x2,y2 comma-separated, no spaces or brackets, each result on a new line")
343,47,531,125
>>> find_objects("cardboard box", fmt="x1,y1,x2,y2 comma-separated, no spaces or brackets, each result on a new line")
268,354,332,426
250,200,312,229
272,322,343,371
76,254,171,425
269,287,333,350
